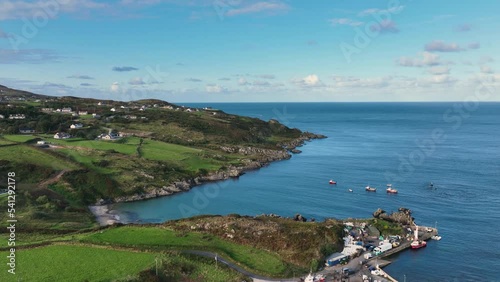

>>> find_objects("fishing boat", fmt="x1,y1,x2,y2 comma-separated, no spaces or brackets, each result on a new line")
329,180,337,185
365,186,376,192
386,184,398,194
411,226,427,249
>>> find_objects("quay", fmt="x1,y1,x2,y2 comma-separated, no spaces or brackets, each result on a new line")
312,225,439,282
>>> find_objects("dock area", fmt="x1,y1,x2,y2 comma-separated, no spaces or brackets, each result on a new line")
313,225,439,282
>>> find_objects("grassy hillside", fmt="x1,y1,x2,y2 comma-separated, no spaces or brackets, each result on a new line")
0,244,250,282
0,85,325,231
0,215,344,280
0,85,328,281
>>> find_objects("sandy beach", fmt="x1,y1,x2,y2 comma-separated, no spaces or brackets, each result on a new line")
88,205,121,226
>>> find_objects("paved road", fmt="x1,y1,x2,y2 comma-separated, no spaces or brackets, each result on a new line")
183,250,300,282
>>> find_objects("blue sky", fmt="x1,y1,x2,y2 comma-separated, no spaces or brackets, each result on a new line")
0,0,499,102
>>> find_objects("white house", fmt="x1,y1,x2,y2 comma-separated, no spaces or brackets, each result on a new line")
37,140,47,145
70,123,84,129
78,111,88,115
9,114,25,119
54,132,71,139
0,114,4,119
19,128,35,134
102,133,120,140
61,108,72,113
110,108,116,112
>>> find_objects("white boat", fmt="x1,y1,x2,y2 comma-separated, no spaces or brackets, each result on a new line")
431,235,442,241
365,186,376,192
348,189,353,192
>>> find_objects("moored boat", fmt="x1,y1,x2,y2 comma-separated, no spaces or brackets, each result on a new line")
386,184,398,194
411,225,427,249
348,189,353,192
365,186,376,192
329,180,337,185
431,235,442,241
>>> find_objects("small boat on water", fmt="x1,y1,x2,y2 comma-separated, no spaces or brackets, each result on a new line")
386,184,398,194
431,235,442,241
365,186,376,192
411,226,427,249
348,189,353,192
329,180,337,185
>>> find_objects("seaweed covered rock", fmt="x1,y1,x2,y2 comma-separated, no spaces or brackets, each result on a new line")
373,207,414,225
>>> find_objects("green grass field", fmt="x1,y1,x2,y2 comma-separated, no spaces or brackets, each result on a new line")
1,134,38,143
49,137,139,155
0,245,156,282
0,140,15,145
0,145,79,170
82,226,287,276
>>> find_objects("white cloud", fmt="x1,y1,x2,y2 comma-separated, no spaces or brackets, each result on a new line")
428,66,450,75
425,40,463,52
479,56,494,64
480,65,494,74
303,74,320,86
129,77,146,85
205,84,227,93
358,5,404,17
397,52,446,67
331,76,391,88
226,2,289,17
292,74,323,88
238,78,250,86
0,0,107,20
426,74,456,84
370,20,399,33
110,82,120,92
329,18,363,27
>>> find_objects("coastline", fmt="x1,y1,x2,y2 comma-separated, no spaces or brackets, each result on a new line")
89,132,326,225
88,205,121,226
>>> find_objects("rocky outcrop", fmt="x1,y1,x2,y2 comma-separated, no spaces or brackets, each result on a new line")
279,132,327,152
293,213,307,222
373,207,415,225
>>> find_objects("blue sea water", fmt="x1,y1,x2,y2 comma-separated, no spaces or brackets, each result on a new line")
114,102,500,281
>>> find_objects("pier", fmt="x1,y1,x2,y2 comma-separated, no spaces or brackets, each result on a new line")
375,226,437,260
315,225,439,282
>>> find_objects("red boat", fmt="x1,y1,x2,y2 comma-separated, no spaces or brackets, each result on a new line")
386,184,398,194
411,225,427,249
329,180,337,185
411,240,427,249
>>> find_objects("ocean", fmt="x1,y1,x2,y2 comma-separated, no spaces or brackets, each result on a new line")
113,102,500,281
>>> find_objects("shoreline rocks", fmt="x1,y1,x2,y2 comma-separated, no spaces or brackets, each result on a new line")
90,133,327,224
373,207,415,225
